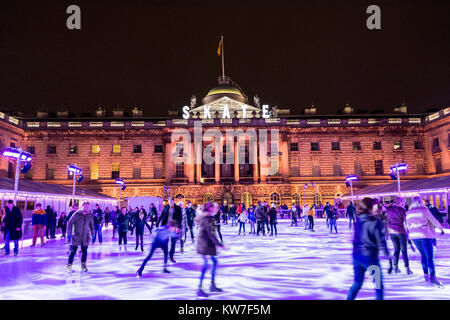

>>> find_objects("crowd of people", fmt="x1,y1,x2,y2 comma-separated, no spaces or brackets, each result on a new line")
0,194,448,299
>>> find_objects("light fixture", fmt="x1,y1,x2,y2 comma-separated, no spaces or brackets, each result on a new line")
21,163,32,174
67,164,82,175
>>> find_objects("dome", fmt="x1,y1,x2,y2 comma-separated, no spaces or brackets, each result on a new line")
202,76,248,104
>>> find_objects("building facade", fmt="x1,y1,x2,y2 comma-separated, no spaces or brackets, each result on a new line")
1,76,449,208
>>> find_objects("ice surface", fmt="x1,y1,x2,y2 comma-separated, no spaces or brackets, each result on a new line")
0,219,449,300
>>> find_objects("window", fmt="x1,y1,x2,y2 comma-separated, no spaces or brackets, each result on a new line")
311,142,320,151
46,164,55,180
133,165,141,179
111,163,120,179
154,145,163,153
270,192,281,206
10,141,16,147
290,165,300,177
90,163,99,180
374,160,383,175
7,162,13,178
91,145,100,154
175,161,184,178
47,145,56,154
414,140,424,150
416,161,425,175
154,162,162,178
435,157,442,174
176,143,184,157
133,144,142,153
393,141,402,150
69,145,78,154
354,160,363,176
352,141,361,151
331,142,340,151
269,157,279,176
290,142,298,151
312,163,321,176
27,146,35,154
112,144,121,154
373,141,382,150
333,162,342,176
293,193,300,205
432,138,440,152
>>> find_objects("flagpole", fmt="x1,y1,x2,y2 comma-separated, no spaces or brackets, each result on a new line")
221,35,225,78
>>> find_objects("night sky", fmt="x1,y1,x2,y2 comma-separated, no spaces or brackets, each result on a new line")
0,0,449,117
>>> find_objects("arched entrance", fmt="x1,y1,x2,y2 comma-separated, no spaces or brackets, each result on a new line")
241,192,252,208
203,193,214,203
292,193,300,205
222,192,233,207
270,192,281,206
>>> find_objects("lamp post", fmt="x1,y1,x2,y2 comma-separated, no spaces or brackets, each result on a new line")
345,175,359,202
115,178,126,206
390,163,408,196
2,147,32,205
303,184,308,207
67,164,83,206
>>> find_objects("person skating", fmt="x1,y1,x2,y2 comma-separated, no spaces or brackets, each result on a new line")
290,204,298,227
214,208,223,243
221,204,228,225
136,220,179,277
185,200,196,243
111,206,120,238
327,205,338,234
148,203,158,233
303,204,310,230
196,202,226,297
31,203,46,247
347,198,392,300
307,204,315,232
269,203,278,236
238,209,248,235
104,207,111,227
45,205,57,239
347,202,356,229
386,197,412,275
157,197,182,263
179,202,187,254
255,202,265,236
2,200,23,256
57,212,68,239
406,196,445,287
92,204,104,244
248,206,256,234
131,211,151,251
324,202,332,228
117,207,130,251
66,202,94,272
263,202,270,233
229,204,237,227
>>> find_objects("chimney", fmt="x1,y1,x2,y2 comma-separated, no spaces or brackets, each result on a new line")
131,105,143,117
112,106,124,117
343,103,355,114
37,106,49,118
304,104,317,115
393,102,407,114
95,106,106,117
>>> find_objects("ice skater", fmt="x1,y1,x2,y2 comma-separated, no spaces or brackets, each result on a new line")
136,220,179,277
290,204,298,227
327,205,338,234
269,203,278,236
238,209,248,235
303,204,310,230
117,207,130,251
196,202,226,297
248,206,256,234
347,198,392,300
66,202,94,272
131,211,151,251
347,202,356,229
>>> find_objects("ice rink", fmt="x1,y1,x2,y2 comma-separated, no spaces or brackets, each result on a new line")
0,219,449,300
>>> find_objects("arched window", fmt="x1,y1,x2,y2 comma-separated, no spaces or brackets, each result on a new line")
203,193,214,203
241,192,252,208
292,193,300,205
270,192,280,206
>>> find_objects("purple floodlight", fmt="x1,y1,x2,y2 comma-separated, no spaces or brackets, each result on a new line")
2,147,32,162
390,163,408,173
67,164,82,175
345,175,359,182
115,178,125,185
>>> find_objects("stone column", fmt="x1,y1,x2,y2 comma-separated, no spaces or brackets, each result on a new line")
215,139,221,183
259,136,266,183
280,137,289,180
252,137,259,183
165,141,172,184
195,140,202,183
187,141,194,183
234,138,240,182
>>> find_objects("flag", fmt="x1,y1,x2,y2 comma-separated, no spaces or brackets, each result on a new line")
217,38,222,56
